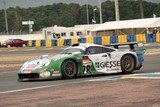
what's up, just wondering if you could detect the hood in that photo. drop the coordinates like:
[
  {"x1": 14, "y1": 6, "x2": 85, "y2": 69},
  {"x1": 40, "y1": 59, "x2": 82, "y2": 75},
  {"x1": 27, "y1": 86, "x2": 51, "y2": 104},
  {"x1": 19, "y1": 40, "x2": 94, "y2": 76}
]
[
  {"x1": 19, "y1": 54, "x2": 73, "y2": 73},
  {"x1": 51, "y1": 54, "x2": 72, "y2": 61},
  {"x1": 19, "y1": 56, "x2": 51, "y2": 73}
]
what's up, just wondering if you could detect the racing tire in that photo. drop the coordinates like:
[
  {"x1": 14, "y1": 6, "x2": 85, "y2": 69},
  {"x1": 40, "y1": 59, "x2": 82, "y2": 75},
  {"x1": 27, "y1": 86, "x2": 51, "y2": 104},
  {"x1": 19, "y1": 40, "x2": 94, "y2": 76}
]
[
  {"x1": 121, "y1": 55, "x2": 135, "y2": 74},
  {"x1": 61, "y1": 60, "x2": 77, "y2": 79}
]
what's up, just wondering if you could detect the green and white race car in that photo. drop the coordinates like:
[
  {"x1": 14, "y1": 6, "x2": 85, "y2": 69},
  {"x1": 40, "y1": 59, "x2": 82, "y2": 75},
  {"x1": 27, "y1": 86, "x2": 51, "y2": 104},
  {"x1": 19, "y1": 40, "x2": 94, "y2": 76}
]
[{"x1": 18, "y1": 43, "x2": 145, "y2": 81}]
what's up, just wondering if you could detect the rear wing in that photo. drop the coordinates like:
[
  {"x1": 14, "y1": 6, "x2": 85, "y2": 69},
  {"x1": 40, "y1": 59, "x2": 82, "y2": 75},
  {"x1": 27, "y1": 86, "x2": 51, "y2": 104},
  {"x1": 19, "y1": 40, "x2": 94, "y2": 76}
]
[{"x1": 105, "y1": 42, "x2": 143, "y2": 50}]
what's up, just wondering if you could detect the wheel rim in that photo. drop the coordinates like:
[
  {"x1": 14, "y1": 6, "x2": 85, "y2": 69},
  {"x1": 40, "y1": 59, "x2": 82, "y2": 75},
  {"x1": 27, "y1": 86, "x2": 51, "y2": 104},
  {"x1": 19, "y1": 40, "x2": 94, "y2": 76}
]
[
  {"x1": 64, "y1": 61, "x2": 76, "y2": 76},
  {"x1": 123, "y1": 57, "x2": 133, "y2": 70}
]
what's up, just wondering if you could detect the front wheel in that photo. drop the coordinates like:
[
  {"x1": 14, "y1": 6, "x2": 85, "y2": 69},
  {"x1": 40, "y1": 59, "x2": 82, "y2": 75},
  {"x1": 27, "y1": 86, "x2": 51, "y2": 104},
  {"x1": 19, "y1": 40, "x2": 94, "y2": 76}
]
[
  {"x1": 121, "y1": 55, "x2": 135, "y2": 74},
  {"x1": 61, "y1": 60, "x2": 77, "y2": 79}
]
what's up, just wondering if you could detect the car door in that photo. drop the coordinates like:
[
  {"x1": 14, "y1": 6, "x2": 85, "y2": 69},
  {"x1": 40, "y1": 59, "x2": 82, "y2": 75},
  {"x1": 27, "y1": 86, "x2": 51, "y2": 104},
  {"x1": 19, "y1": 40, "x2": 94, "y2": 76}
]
[
  {"x1": 84, "y1": 46, "x2": 109, "y2": 74},
  {"x1": 103, "y1": 47, "x2": 121, "y2": 73}
]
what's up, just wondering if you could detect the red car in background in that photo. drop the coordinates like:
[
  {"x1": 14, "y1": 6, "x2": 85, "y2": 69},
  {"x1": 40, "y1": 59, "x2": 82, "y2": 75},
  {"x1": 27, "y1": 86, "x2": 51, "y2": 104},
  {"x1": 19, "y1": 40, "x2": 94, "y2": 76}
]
[{"x1": 1, "y1": 39, "x2": 28, "y2": 48}]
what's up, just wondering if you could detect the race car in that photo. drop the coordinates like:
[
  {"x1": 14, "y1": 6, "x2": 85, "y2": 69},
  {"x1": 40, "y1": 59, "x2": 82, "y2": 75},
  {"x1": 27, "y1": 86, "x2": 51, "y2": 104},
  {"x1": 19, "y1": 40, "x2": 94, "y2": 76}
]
[{"x1": 18, "y1": 43, "x2": 145, "y2": 81}]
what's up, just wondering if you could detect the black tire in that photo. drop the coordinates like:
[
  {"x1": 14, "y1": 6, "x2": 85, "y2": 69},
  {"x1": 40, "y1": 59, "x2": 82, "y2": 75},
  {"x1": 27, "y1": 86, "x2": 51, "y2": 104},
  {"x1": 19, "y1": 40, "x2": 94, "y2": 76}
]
[
  {"x1": 61, "y1": 60, "x2": 77, "y2": 79},
  {"x1": 121, "y1": 55, "x2": 135, "y2": 74}
]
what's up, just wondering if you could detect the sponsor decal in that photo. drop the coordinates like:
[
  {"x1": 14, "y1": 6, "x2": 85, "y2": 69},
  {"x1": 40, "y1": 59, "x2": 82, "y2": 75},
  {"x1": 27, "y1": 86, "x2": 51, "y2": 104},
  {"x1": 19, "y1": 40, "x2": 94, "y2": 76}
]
[
  {"x1": 23, "y1": 63, "x2": 38, "y2": 73},
  {"x1": 82, "y1": 56, "x2": 92, "y2": 74},
  {"x1": 53, "y1": 71, "x2": 60, "y2": 74},
  {"x1": 83, "y1": 65, "x2": 92, "y2": 74},
  {"x1": 52, "y1": 71, "x2": 61, "y2": 76},
  {"x1": 95, "y1": 61, "x2": 120, "y2": 68}
]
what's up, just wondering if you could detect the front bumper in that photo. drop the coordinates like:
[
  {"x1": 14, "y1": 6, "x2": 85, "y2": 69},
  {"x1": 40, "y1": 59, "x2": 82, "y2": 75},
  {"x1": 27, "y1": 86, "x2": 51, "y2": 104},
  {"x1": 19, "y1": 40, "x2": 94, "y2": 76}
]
[{"x1": 18, "y1": 73, "x2": 61, "y2": 81}]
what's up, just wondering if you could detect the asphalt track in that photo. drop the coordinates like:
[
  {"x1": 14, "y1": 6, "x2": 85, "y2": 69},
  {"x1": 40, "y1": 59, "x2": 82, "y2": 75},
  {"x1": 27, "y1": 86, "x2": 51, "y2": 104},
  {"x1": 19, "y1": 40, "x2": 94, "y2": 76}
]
[{"x1": 0, "y1": 44, "x2": 160, "y2": 107}]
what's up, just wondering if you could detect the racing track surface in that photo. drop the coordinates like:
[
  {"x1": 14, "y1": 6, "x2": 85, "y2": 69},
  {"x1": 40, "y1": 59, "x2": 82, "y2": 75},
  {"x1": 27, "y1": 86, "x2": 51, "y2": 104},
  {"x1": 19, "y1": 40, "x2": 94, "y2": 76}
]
[{"x1": 0, "y1": 44, "x2": 160, "y2": 107}]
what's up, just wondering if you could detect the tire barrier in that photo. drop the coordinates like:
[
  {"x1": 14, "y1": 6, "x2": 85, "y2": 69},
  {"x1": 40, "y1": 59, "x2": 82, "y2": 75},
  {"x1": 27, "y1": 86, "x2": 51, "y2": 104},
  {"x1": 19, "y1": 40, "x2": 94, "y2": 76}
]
[
  {"x1": 102, "y1": 36, "x2": 110, "y2": 45},
  {"x1": 146, "y1": 34, "x2": 156, "y2": 42},
  {"x1": 156, "y1": 33, "x2": 160, "y2": 42},
  {"x1": 45, "y1": 39, "x2": 52, "y2": 48},
  {"x1": 41, "y1": 40, "x2": 46, "y2": 47},
  {"x1": 71, "y1": 38, "x2": 78, "y2": 45},
  {"x1": 86, "y1": 36, "x2": 93, "y2": 44},
  {"x1": 32, "y1": 40, "x2": 36, "y2": 47},
  {"x1": 118, "y1": 35, "x2": 127, "y2": 43},
  {"x1": 28, "y1": 33, "x2": 160, "y2": 47},
  {"x1": 64, "y1": 39, "x2": 71, "y2": 46},
  {"x1": 136, "y1": 34, "x2": 146, "y2": 43},
  {"x1": 110, "y1": 35, "x2": 118, "y2": 44},
  {"x1": 35, "y1": 40, "x2": 41, "y2": 47},
  {"x1": 94, "y1": 36, "x2": 102, "y2": 45},
  {"x1": 78, "y1": 38, "x2": 86, "y2": 43},
  {"x1": 28, "y1": 40, "x2": 32, "y2": 47},
  {"x1": 127, "y1": 35, "x2": 136, "y2": 42},
  {"x1": 52, "y1": 39, "x2": 57, "y2": 46},
  {"x1": 57, "y1": 39, "x2": 64, "y2": 47}
]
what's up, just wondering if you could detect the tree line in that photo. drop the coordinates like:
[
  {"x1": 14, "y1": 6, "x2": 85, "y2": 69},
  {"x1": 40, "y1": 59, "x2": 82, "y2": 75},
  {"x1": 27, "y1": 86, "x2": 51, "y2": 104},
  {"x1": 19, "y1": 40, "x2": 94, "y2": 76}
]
[{"x1": 0, "y1": 0, "x2": 160, "y2": 33}]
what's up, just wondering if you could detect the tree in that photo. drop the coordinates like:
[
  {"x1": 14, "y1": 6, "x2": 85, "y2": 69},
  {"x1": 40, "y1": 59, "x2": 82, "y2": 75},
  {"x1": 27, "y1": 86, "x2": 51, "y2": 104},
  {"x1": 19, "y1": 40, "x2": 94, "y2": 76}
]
[{"x1": 138, "y1": 0, "x2": 144, "y2": 18}]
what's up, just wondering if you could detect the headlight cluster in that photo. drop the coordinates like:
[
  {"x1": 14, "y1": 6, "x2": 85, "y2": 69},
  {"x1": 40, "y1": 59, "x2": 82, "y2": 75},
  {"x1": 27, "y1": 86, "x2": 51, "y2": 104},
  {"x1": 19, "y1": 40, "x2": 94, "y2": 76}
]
[{"x1": 40, "y1": 71, "x2": 51, "y2": 78}]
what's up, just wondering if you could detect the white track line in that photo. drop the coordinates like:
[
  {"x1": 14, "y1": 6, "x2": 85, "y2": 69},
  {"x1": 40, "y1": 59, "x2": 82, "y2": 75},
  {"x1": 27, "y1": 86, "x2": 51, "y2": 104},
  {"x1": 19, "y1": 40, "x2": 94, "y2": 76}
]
[
  {"x1": 0, "y1": 84, "x2": 59, "y2": 95},
  {"x1": 0, "y1": 80, "x2": 87, "y2": 95}
]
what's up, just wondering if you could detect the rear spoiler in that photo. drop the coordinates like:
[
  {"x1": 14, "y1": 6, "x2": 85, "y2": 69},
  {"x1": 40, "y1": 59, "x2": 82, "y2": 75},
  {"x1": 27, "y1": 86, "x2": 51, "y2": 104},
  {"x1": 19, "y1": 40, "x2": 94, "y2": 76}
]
[{"x1": 105, "y1": 42, "x2": 143, "y2": 50}]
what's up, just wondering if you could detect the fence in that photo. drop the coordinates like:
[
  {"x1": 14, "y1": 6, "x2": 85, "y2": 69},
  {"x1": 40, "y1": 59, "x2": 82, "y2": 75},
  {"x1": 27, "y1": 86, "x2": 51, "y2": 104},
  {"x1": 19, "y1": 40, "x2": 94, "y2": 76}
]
[{"x1": 28, "y1": 33, "x2": 160, "y2": 47}]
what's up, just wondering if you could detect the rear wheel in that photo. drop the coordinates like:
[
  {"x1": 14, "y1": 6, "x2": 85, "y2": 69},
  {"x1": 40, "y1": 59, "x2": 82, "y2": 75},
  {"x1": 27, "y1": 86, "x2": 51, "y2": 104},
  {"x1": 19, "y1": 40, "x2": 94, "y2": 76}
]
[
  {"x1": 121, "y1": 55, "x2": 135, "y2": 74},
  {"x1": 61, "y1": 60, "x2": 77, "y2": 79}
]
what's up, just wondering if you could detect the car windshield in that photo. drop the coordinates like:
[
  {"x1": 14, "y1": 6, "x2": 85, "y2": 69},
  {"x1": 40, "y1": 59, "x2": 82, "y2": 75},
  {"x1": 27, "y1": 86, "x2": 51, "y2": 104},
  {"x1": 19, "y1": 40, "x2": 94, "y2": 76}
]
[
  {"x1": 5, "y1": 39, "x2": 13, "y2": 43},
  {"x1": 61, "y1": 48, "x2": 84, "y2": 54}
]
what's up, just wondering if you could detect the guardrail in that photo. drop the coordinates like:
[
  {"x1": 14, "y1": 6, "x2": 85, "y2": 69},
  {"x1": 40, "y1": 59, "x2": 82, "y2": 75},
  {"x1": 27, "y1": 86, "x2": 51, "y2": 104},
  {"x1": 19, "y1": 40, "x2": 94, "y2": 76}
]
[{"x1": 28, "y1": 33, "x2": 160, "y2": 47}]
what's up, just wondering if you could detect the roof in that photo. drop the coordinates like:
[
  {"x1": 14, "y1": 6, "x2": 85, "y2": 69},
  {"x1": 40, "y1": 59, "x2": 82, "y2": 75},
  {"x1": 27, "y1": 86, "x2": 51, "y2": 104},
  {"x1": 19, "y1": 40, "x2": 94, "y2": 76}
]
[
  {"x1": 75, "y1": 24, "x2": 101, "y2": 31},
  {"x1": 91, "y1": 17, "x2": 160, "y2": 32}
]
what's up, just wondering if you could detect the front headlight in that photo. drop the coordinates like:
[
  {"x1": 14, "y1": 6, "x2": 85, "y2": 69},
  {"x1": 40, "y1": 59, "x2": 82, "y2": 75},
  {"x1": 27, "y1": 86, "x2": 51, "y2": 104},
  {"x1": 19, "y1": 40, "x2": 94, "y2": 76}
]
[{"x1": 40, "y1": 71, "x2": 50, "y2": 78}]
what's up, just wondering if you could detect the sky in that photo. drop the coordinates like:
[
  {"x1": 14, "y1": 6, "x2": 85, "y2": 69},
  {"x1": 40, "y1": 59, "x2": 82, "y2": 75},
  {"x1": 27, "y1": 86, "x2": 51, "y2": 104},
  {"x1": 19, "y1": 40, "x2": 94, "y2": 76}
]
[{"x1": 0, "y1": 0, "x2": 160, "y2": 9}]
